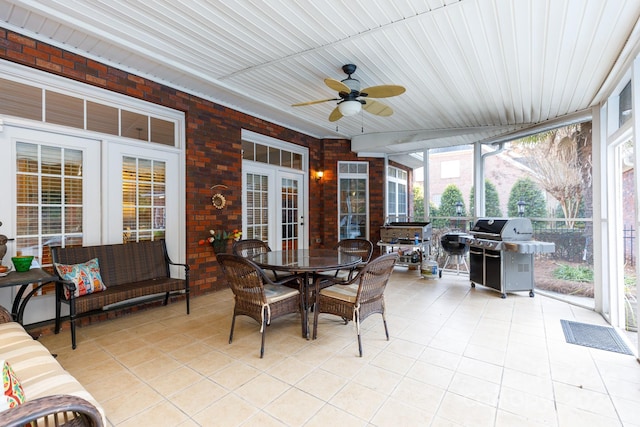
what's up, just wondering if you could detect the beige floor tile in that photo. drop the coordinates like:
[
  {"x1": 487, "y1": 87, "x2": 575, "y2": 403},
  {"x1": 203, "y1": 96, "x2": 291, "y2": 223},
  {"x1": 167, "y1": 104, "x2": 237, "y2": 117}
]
[
  {"x1": 185, "y1": 349, "x2": 236, "y2": 377},
  {"x1": 448, "y1": 371, "x2": 501, "y2": 406},
  {"x1": 266, "y1": 356, "x2": 315, "y2": 385},
  {"x1": 264, "y1": 387, "x2": 324, "y2": 426},
  {"x1": 318, "y1": 352, "x2": 367, "y2": 379},
  {"x1": 495, "y1": 409, "x2": 558, "y2": 427},
  {"x1": 304, "y1": 403, "x2": 366, "y2": 427},
  {"x1": 170, "y1": 378, "x2": 228, "y2": 415},
  {"x1": 418, "y1": 347, "x2": 462, "y2": 371},
  {"x1": 553, "y1": 381, "x2": 618, "y2": 419},
  {"x1": 33, "y1": 270, "x2": 638, "y2": 427},
  {"x1": 556, "y1": 403, "x2": 623, "y2": 427},
  {"x1": 294, "y1": 369, "x2": 348, "y2": 401},
  {"x1": 549, "y1": 359, "x2": 608, "y2": 393},
  {"x1": 209, "y1": 361, "x2": 260, "y2": 390},
  {"x1": 369, "y1": 349, "x2": 415, "y2": 375},
  {"x1": 234, "y1": 372, "x2": 289, "y2": 408},
  {"x1": 128, "y1": 353, "x2": 183, "y2": 382},
  {"x1": 101, "y1": 383, "x2": 165, "y2": 425},
  {"x1": 406, "y1": 360, "x2": 455, "y2": 389},
  {"x1": 83, "y1": 370, "x2": 142, "y2": 403},
  {"x1": 456, "y1": 357, "x2": 503, "y2": 384},
  {"x1": 391, "y1": 377, "x2": 445, "y2": 415},
  {"x1": 192, "y1": 393, "x2": 258, "y2": 426},
  {"x1": 610, "y1": 394, "x2": 640, "y2": 426},
  {"x1": 463, "y1": 342, "x2": 506, "y2": 365},
  {"x1": 114, "y1": 345, "x2": 165, "y2": 367},
  {"x1": 498, "y1": 387, "x2": 557, "y2": 425},
  {"x1": 117, "y1": 400, "x2": 189, "y2": 427},
  {"x1": 371, "y1": 398, "x2": 433, "y2": 426},
  {"x1": 241, "y1": 410, "x2": 288, "y2": 426},
  {"x1": 436, "y1": 392, "x2": 496, "y2": 426},
  {"x1": 501, "y1": 367, "x2": 554, "y2": 400},
  {"x1": 147, "y1": 366, "x2": 205, "y2": 396},
  {"x1": 169, "y1": 340, "x2": 214, "y2": 364},
  {"x1": 352, "y1": 364, "x2": 402, "y2": 395},
  {"x1": 328, "y1": 382, "x2": 387, "y2": 421}
]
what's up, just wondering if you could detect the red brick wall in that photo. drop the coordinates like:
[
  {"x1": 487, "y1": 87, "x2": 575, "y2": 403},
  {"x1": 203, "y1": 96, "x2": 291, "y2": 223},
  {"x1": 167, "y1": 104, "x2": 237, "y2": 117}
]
[{"x1": 0, "y1": 28, "x2": 406, "y2": 294}]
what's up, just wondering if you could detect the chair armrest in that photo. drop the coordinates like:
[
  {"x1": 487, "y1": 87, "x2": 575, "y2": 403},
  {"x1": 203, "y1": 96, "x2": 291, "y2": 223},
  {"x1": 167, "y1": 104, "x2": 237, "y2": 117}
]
[
  {"x1": 0, "y1": 394, "x2": 104, "y2": 427},
  {"x1": 0, "y1": 304, "x2": 12, "y2": 323},
  {"x1": 264, "y1": 271, "x2": 302, "y2": 289},
  {"x1": 55, "y1": 280, "x2": 77, "y2": 299},
  {"x1": 168, "y1": 260, "x2": 190, "y2": 273}
]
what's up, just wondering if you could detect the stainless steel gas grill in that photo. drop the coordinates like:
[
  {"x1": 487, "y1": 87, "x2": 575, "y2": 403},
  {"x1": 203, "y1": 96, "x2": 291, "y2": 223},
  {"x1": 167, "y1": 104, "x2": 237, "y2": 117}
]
[{"x1": 465, "y1": 218, "x2": 555, "y2": 298}]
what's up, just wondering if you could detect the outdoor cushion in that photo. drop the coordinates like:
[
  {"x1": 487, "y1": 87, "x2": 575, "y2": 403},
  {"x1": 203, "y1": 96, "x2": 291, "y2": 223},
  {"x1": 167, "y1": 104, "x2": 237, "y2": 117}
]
[
  {"x1": 55, "y1": 258, "x2": 107, "y2": 299},
  {"x1": 1, "y1": 359, "x2": 25, "y2": 412}
]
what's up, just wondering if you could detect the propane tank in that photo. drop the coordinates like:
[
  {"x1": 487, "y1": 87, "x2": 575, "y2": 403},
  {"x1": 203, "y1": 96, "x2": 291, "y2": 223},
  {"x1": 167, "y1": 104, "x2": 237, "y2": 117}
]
[{"x1": 421, "y1": 258, "x2": 439, "y2": 279}]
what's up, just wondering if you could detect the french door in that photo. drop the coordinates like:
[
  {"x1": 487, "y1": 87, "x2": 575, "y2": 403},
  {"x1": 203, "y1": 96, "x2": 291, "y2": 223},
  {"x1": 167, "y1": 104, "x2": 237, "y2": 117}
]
[
  {"x1": 243, "y1": 164, "x2": 305, "y2": 250},
  {"x1": 0, "y1": 124, "x2": 101, "y2": 263}
]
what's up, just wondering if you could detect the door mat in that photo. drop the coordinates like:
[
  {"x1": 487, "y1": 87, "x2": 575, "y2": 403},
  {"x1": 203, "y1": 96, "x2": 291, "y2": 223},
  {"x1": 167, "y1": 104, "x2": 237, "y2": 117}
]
[{"x1": 560, "y1": 320, "x2": 633, "y2": 355}]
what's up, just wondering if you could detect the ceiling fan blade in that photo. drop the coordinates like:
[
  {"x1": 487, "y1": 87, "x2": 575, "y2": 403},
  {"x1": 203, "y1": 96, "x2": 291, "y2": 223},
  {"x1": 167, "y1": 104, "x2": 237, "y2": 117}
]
[
  {"x1": 292, "y1": 98, "x2": 338, "y2": 107},
  {"x1": 362, "y1": 99, "x2": 393, "y2": 116},
  {"x1": 329, "y1": 106, "x2": 343, "y2": 122},
  {"x1": 325, "y1": 78, "x2": 351, "y2": 94},
  {"x1": 360, "y1": 85, "x2": 406, "y2": 98}
]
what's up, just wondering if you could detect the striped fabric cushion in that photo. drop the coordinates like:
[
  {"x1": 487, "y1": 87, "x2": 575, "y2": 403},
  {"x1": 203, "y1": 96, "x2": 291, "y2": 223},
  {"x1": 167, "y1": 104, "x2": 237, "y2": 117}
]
[{"x1": 0, "y1": 322, "x2": 106, "y2": 425}]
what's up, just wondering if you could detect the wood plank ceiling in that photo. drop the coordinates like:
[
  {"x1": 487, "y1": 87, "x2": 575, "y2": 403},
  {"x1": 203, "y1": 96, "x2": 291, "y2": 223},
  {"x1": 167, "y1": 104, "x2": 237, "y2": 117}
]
[{"x1": 1, "y1": 0, "x2": 640, "y2": 167}]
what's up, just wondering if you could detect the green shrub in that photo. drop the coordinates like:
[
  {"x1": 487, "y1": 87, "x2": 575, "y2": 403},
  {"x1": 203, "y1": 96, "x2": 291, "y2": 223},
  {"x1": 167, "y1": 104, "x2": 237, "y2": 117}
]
[{"x1": 553, "y1": 264, "x2": 593, "y2": 283}]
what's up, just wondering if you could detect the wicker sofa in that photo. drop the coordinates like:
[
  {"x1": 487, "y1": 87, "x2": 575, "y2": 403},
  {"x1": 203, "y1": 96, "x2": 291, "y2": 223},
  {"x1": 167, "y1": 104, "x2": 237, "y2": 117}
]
[
  {"x1": 0, "y1": 305, "x2": 105, "y2": 427},
  {"x1": 50, "y1": 240, "x2": 190, "y2": 349}
]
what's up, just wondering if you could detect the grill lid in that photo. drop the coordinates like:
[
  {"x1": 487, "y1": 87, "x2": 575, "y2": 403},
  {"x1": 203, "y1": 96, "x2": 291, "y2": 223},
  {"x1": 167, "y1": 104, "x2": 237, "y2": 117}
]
[{"x1": 470, "y1": 218, "x2": 533, "y2": 241}]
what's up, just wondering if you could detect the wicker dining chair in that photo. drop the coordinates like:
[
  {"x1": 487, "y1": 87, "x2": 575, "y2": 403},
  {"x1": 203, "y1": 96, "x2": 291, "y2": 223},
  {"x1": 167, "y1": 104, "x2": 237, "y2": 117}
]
[
  {"x1": 312, "y1": 252, "x2": 398, "y2": 357},
  {"x1": 232, "y1": 239, "x2": 271, "y2": 258},
  {"x1": 216, "y1": 253, "x2": 305, "y2": 358},
  {"x1": 317, "y1": 238, "x2": 375, "y2": 283},
  {"x1": 232, "y1": 239, "x2": 290, "y2": 281}
]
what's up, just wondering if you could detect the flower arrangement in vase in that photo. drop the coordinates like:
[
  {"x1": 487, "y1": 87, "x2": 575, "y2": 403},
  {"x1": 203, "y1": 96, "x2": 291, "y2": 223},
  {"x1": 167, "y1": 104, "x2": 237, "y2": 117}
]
[{"x1": 199, "y1": 229, "x2": 242, "y2": 254}]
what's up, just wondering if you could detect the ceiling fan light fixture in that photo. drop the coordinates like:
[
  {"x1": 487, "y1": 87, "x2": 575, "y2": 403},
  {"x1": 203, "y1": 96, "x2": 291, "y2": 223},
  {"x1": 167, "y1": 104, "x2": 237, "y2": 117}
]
[{"x1": 338, "y1": 100, "x2": 361, "y2": 116}]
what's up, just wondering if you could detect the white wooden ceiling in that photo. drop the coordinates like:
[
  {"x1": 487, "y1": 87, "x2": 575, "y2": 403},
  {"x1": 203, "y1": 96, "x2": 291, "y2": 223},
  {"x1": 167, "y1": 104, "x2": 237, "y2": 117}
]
[{"x1": 1, "y1": 0, "x2": 640, "y2": 167}]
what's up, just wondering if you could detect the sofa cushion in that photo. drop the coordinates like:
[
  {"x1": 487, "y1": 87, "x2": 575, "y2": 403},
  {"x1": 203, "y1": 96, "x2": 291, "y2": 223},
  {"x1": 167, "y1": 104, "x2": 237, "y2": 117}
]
[
  {"x1": 1, "y1": 359, "x2": 26, "y2": 412},
  {"x1": 0, "y1": 321, "x2": 107, "y2": 425},
  {"x1": 55, "y1": 258, "x2": 107, "y2": 299}
]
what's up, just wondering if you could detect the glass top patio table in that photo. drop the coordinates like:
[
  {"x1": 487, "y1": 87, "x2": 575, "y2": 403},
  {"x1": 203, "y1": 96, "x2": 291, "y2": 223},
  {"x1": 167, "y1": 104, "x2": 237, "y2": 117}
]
[
  {"x1": 0, "y1": 268, "x2": 57, "y2": 324},
  {"x1": 252, "y1": 249, "x2": 361, "y2": 339},
  {"x1": 252, "y1": 248, "x2": 362, "y2": 274}
]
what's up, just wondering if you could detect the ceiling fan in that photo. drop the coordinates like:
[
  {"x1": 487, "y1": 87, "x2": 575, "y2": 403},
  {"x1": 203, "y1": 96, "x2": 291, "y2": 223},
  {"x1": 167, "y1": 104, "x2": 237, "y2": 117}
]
[{"x1": 292, "y1": 64, "x2": 406, "y2": 122}]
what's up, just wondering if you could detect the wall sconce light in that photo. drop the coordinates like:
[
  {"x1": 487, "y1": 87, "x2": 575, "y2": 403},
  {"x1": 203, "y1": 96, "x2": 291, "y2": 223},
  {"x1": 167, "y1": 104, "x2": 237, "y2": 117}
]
[{"x1": 315, "y1": 171, "x2": 324, "y2": 182}]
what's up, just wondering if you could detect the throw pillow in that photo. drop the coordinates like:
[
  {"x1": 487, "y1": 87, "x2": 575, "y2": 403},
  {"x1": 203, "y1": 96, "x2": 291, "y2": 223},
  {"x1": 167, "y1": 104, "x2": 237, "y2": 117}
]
[
  {"x1": 1, "y1": 359, "x2": 25, "y2": 412},
  {"x1": 55, "y1": 258, "x2": 107, "y2": 299}
]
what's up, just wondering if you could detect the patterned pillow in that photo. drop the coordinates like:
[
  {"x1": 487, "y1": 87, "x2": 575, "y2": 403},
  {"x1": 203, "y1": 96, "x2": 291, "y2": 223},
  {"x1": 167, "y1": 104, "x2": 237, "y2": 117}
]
[
  {"x1": 1, "y1": 359, "x2": 26, "y2": 412},
  {"x1": 55, "y1": 258, "x2": 107, "y2": 299}
]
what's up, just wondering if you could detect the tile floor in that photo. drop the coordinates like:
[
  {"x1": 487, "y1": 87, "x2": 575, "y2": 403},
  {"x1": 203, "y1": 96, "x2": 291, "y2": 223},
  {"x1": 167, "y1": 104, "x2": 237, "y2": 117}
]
[{"x1": 39, "y1": 269, "x2": 640, "y2": 427}]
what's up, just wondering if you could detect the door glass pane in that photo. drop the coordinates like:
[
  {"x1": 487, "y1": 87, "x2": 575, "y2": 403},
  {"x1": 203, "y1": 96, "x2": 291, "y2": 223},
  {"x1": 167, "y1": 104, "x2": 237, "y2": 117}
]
[
  {"x1": 122, "y1": 156, "x2": 166, "y2": 242},
  {"x1": 15, "y1": 142, "x2": 83, "y2": 267},
  {"x1": 281, "y1": 177, "x2": 299, "y2": 250},
  {"x1": 338, "y1": 161, "x2": 368, "y2": 240},
  {"x1": 245, "y1": 173, "x2": 269, "y2": 241}
]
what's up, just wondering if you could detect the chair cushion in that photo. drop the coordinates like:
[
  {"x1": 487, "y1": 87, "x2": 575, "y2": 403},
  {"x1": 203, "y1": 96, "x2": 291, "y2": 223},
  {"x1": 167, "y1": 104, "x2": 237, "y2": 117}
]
[
  {"x1": 54, "y1": 258, "x2": 107, "y2": 299},
  {"x1": 319, "y1": 283, "x2": 359, "y2": 303},
  {"x1": 264, "y1": 284, "x2": 299, "y2": 304},
  {"x1": 1, "y1": 359, "x2": 25, "y2": 412}
]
